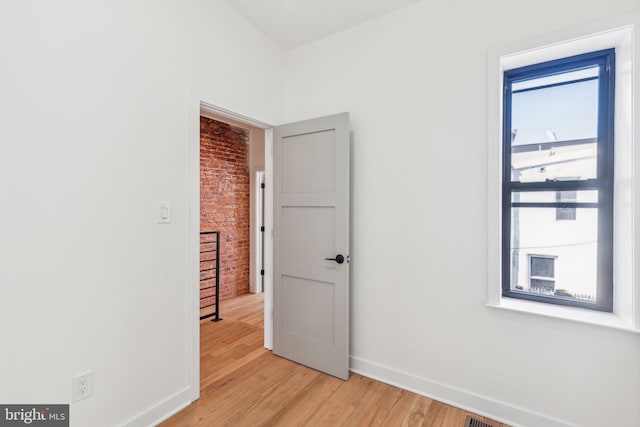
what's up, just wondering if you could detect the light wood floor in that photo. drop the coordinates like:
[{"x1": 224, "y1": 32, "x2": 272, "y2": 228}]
[{"x1": 159, "y1": 293, "x2": 509, "y2": 427}]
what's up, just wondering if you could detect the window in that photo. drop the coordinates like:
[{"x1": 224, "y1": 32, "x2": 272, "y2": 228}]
[
  {"x1": 488, "y1": 19, "x2": 637, "y2": 330},
  {"x1": 555, "y1": 190, "x2": 577, "y2": 221},
  {"x1": 528, "y1": 255, "x2": 556, "y2": 291},
  {"x1": 502, "y1": 49, "x2": 615, "y2": 312}
]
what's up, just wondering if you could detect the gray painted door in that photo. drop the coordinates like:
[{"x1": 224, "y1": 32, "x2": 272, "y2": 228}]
[{"x1": 273, "y1": 113, "x2": 350, "y2": 380}]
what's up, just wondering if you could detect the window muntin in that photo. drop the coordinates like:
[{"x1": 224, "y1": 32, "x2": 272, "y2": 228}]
[{"x1": 502, "y1": 49, "x2": 615, "y2": 312}]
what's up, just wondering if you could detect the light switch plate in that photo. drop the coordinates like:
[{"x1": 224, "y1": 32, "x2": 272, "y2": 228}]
[{"x1": 159, "y1": 203, "x2": 171, "y2": 224}]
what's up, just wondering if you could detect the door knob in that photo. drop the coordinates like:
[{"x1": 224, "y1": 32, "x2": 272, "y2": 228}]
[{"x1": 324, "y1": 254, "x2": 345, "y2": 264}]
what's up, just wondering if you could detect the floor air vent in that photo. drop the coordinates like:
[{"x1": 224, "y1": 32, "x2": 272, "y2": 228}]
[{"x1": 464, "y1": 415, "x2": 497, "y2": 427}]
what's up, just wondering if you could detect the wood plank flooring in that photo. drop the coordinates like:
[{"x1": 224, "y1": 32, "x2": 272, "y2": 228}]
[{"x1": 159, "y1": 293, "x2": 509, "y2": 427}]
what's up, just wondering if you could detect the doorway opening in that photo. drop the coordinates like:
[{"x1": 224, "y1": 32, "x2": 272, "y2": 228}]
[
  {"x1": 199, "y1": 109, "x2": 266, "y2": 314},
  {"x1": 189, "y1": 98, "x2": 275, "y2": 401}
]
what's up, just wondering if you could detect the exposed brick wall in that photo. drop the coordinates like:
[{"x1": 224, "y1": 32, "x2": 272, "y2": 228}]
[{"x1": 200, "y1": 116, "x2": 250, "y2": 303}]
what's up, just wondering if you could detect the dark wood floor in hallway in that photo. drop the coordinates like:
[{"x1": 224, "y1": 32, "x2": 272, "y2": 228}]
[{"x1": 159, "y1": 293, "x2": 509, "y2": 427}]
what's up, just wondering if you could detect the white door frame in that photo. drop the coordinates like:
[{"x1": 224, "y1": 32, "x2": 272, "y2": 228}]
[
  {"x1": 255, "y1": 170, "x2": 266, "y2": 294},
  {"x1": 188, "y1": 91, "x2": 274, "y2": 402}
]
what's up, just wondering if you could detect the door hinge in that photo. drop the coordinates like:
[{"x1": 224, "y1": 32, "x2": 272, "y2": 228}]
[
  {"x1": 261, "y1": 182, "x2": 265, "y2": 189},
  {"x1": 260, "y1": 226, "x2": 265, "y2": 232},
  {"x1": 260, "y1": 269, "x2": 265, "y2": 276}
]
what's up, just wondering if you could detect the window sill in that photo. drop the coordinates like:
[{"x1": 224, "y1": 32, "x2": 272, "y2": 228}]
[{"x1": 486, "y1": 297, "x2": 639, "y2": 335}]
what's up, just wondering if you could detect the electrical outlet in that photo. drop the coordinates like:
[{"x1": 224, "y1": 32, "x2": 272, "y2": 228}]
[{"x1": 72, "y1": 370, "x2": 93, "y2": 402}]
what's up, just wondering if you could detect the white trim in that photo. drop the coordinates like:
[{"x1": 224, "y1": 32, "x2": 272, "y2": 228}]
[
  {"x1": 486, "y1": 300, "x2": 640, "y2": 334},
  {"x1": 254, "y1": 171, "x2": 265, "y2": 294},
  {"x1": 487, "y1": 12, "x2": 639, "y2": 330},
  {"x1": 188, "y1": 91, "x2": 202, "y2": 403},
  {"x1": 349, "y1": 357, "x2": 577, "y2": 427},
  {"x1": 118, "y1": 386, "x2": 192, "y2": 427},
  {"x1": 200, "y1": 101, "x2": 273, "y2": 130},
  {"x1": 263, "y1": 128, "x2": 274, "y2": 350}
]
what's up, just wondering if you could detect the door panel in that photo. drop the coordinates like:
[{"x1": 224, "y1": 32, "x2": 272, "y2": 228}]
[
  {"x1": 282, "y1": 207, "x2": 335, "y2": 266},
  {"x1": 282, "y1": 130, "x2": 336, "y2": 193},
  {"x1": 273, "y1": 112, "x2": 350, "y2": 380},
  {"x1": 281, "y1": 275, "x2": 335, "y2": 345}
]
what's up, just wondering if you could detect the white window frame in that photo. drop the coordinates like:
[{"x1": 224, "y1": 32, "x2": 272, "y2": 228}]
[{"x1": 487, "y1": 13, "x2": 640, "y2": 332}]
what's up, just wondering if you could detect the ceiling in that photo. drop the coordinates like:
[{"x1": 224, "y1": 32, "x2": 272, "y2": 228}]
[{"x1": 225, "y1": 0, "x2": 422, "y2": 50}]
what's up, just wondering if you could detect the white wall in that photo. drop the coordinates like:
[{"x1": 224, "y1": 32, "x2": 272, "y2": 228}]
[
  {"x1": 281, "y1": 1, "x2": 640, "y2": 426},
  {"x1": 0, "y1": 1, "x2": 281, "y2": 426}
]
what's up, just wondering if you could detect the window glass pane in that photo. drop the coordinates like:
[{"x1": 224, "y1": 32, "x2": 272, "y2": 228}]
[
  {"x1": 511, "y1": 190, "x2": 598, "y2": 203},
  {"x1": 530, "y1": 256, "x2": 554, "y2": 277},
  {"x1": 510, "y1": 71, "x2": 599, "y2": 182},
  {"x1": 509, "y1": 207, "x2": 597, "y2": 301}
]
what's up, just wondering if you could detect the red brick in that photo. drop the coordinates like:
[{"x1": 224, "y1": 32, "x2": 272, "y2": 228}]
[{"x1": 199, "y1": 116, "x2": 250, "y2": 314}]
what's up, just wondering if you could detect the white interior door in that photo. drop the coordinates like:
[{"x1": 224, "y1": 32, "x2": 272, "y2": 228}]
[{"x1": 273, "y1": 112, "x2": 350, "y2": 380}]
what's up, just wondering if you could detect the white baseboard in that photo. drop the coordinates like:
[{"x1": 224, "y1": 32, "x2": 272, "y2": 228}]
[
  {"x1": 117, "y1": 386, "x2": 193, "y2": 427},
  {"x1": 115, "y1": 359, "x2": 576, "y2": 427},
  {"x1": 349, "y1": 356, "x2": 577, "y2": 427}
]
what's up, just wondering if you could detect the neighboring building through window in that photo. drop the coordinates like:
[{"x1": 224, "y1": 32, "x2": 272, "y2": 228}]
[{"x1": 502, "y1": 49, "x2": 615, "y2": 311}]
